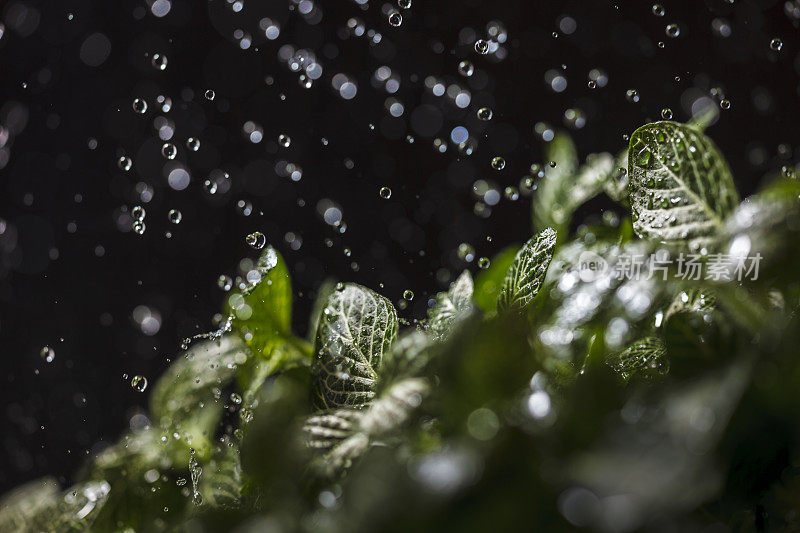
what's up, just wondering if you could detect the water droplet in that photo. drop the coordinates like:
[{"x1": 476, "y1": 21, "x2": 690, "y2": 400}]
[
  {"x1": 133, "y1": 220, "x2": 146, "y2": 235},
  {"x1": 237, "y1": 200, "x2": 253, "y2": 216},
  {"x1": 203, "y1": 179, "x2": 218, "y2": 194},
  {"x1": 217, "y1": 275, "x2": 233, "y2": 291},
  {"x1": 477, "y1": 257, "x2": 491, "y2": 269},
  {"x1": 665, "y1": 23, "x2": 680, "y2": 38},
  {"x1": 403, "y1": 289, "x2": 414, "y2": 300},
  {"x1": 246, "y1": 232, "x2": 266, "y2": 250},
  {"x1": 504, "y1": 186, "x2": 519, "y2": 200},
  {"x1": 770, "y1": 38, "x2": 783, "y2": 51},
  {"x1": 189, "y1": 455, "x2": 203, "y2": 506},
  {"x1": 278, "y1": 134, "x2": 291, "y2": 148},
  {"x1": 151, "y1": 53, "x2": 168, "y2": 71},
  {"x1": 457, "y1": 243, "x2": 475, "y2": 262},
  {"x1": 379, "y1": 186, "x2": 392, "y2": 199},
  {"x1": 458, "y1": 60, "x2": 474, "y2": 77},
  {"x1": 388, "y1": 11, "x2": 402, "y2": 27},
  {"x1": 477, "y1": 107, "x2": 493, "y2": 121},
  {"x1": 398, "y1": 0, "x2": 411, "y2": 8},
  {"x1": 40, "y1": 346, "x2": 55, "y2": 363},
  {"x1": 652, "y1": 4, "x2": 665, "y2": 16},
  {"x1": 230, "y1": 393, "x2": 242, "y2": 405},
  {"x1": 626, "y1": 89, "x2": 640, "y2": 103},
  {"x1": 186, "y1": 137, "x2": 200, "y2": 151},
  {"x1": 132, "y1": 98, "x2": 148, "y2": 114},
  {"x1": 661, "y1": 107, "x2": 673, "y2": 120},
  {"x1": 131, "y1": 375, "x2": 148, "y2": 392},
  {"x1": 204, "y1": 89, "x2": 215, "y2": 101},
  {"x1": 161, "y1": 143, "x2": 177, "y2": 159},
  {"x1": 132, "y1": 205, "x2": 146, "y2": 220},
  {"x1": 720, "y1": 99, "x2": 731, "y2": 110},
  {"x1": 587, "y1": 80, "x2": 597, "y2": 89},
  {"x1": 490, "y1": 156, "x2": 506, "y2": 171},
  {"x1": 167, "y1": 209, "x2": 182, "y2": 224},
  {"x1": 474, "y1": 39, "x2": 489, "y2": 55},
  {"x1": 117, "y1": 156, "x2": 132, "y2": 171}
]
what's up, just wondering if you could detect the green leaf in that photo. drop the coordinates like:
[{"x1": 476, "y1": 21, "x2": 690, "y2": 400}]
[
  {"x1": 0, "y1": 478, "x2": 59, "y2": 532},
  {"x1": 304, "y1": 378, "x2": 429, "y2": 478},
  {"x1": 379, "y1": 330, "x2": 438, "y2": 386},
  {"x1": 663, "y1": 289, "x2": 716, "y2": 323},
  {"x1": 603, "y1": 149, "x2": 629, "y2": 203},
  {"x1": 311, "y1": 284, "x2": 399, "y2": 410},
  {"x1": 605, "y1": 336, "x2": 668, "y2": 381},
  {"x1": 226, "y1": 246, "x2": 293, "y2": 356},
  {"x1": 717, "y1": 178, "x2": 800, "y2": 287},
  {"x1": 0, "y1": 479, "x2": 111, "y2": 533},
  {"x1": 628, "y1": 121, "x2": 739, "y2": 247},
  {"x1": 307, "y1": 278, "x2": 337, "y2": 342},
  {"x1": 84, "y1": 429, "x2": 187, "y2": 531},
  {"x1": 570, "y1": 357, "x2": 753, "y2": 524},
  {"x1": 426, "y1": 270, "x2": 473, "y2": 338},
  {"x1": 497, "y1": 227, "x2": 557, "y2": 312},
  {"x1": 150, "y1": 336, "x2": 249, "y2": 457},
  {"x1": 197, "y1": 436, "x2": 243, "y2": 510},
  {"x1": 237, "y1": 342, "x2": 308, "y2": 428},
  {"x1": 473, "y1": 245, "x2": 520, "y2": 312},
  {"x1": 532, "y1": 131, "x2": 614, "y2": 235}
]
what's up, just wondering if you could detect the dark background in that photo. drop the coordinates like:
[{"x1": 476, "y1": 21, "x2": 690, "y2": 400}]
[{"x1": 0, "y1": 0, "x2": 797, "y2": 492}]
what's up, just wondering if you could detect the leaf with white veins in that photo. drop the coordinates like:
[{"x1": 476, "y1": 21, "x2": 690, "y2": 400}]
[
  {"x1": 628, "y1": 121, "x2": 739, "y2": 247},
  {"x1": 498, "y1": 227, "x2": 557, "y2": 311},
  {"x1": 311, "y1": 284, "x2": 398, "y2": 410},
  {"x1": 427, "y1": 271, "x2": 473, "y2": 338}
]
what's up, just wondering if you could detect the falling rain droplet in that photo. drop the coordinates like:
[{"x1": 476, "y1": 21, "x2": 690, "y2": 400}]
[
  {"x1": 161, "y1": 143, "x2": 177, "y2": 159},
  {"x1": 403, "y1": 290, "x2": 414, "y2": 300},
  {"x1": 665, "y1": 23, "x2": 680, "y2": 38},
  {"x1": 474, "y1": 39, "x2": 489, "y2": 55},
  {"x1": 720, "y1": 99, "x2": 731, "y2": 110},
  {"x1": 458, "y1": 60, "x2": 474, "y2": 77},
  {"x1": 398, "y1": 0, "x2": 411, "y2": 8},
  {"x1": 661, "y1": 108, "x2": 673, "y2": 120},
  {"x1": 131, "y1": 375, "x2": 148, "y2": 392},
  {"x1": 278, "y1": 134, "x2": 291, "y2": 148},
  {"x1": 388, "y1": 11, "x2": 402, "y2": 27},
  {"x1": 457, "y1": 243, "x2": 475, "y2": 262},
  {"x1": 477, "y1": 107, "x2": 493, "y2": 121},
  {"x1": 217, "y1": 275, "x2": 233, "y2": 291},
  {"x1": 477, "y1": 257, "x2": 491, "y2": 269},
  {"x1": 652, "y1": 4, "x2": 665, "y2": 16},
  {"x1": 379, "y1": 186, "x2": 392, "y2": 199},
  {"x1": 770, "y1": 38, "x2": 783, "y2": 51},
  {"x1": 151, "y1": 53, "x2": 168, "y2": 71},
  {"x1": 117, "y1": 156, "x2": 133, "y2": 171},
  {"x1": 40, "y1": 346, "x2": 55, "y2": 363},
  {"x1": 626, "y1": 89, "x2": 640, "y2": 103},
  {"x1": 167, "y1": 209, "x2": 182, "y2": 224},
  {"x1": 186, "y1": 137, "x2": 200, "y2": 151},
  {"x1": 246, "y1": 232, "x2": 266, "y2": 250},
  {"x1": 491, "y1": 156, "x2": 506, "y2": 170},
  {"x1": 132, "y1": 98, "x2": 148, "y2": 114},
  {"x1": 205, "y1": 89, "x2": 215, "y2": 101}
]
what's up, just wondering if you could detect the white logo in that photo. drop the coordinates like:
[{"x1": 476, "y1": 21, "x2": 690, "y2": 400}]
[{"x1": 577, "y1": 251, "x2": 608, "y2": 282}]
